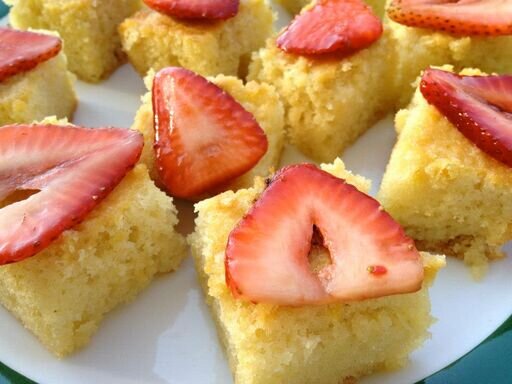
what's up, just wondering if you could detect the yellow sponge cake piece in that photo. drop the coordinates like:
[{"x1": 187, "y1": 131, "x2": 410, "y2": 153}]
[
  {"x1": 0, "y1": 46, "x2": 76, "y2": 125},
  {"x1": 189, "y1": 158, "x2": 445, "y2": 384},
  {"x1": 248, "y1": 31, "x2": 397, "y2": 162},
  {"x1": 6, "y1": 0, "x2": 142, "y2": 82},
  {"x1": 118, "y1": 0, "x2": 274, "y2": 78},
  {"x1": 378, "y1": 67, "x2": 512, "y2": 278},
  {"x1": 132, "y1": 70, "x2": 285, "y2": 191},
  {"x1": 385, "y1": 12, "x2": 512, "y2": 107},
  {"x1": 0, "y1": 164, "x2": 187, "y2": 357}
]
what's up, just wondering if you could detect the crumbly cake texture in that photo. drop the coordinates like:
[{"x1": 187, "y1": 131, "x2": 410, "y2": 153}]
[
  {"x1": 386, "y1": 17, "x2": 512, "y2": 107},
  {"x1": 248, "y1": 30, "x2": 397, "y2": 162},
  {"x1": 0, "y1": 162, "x2": 187, "y2": 357},
  {"x1": 275, "y1": 0, "x2": 386, "y2": 17},
  {"x1": 118, "y1": 0, "x2": 274, "y2": 78},
  {"x1": 0, "y1": 48, "x2": 76, "y2": 125},
  {"x1": 132, "y1": 70, "x2": 285, "y2": 191},
  {"x1": 189, "y1": 158, "x2": 445, "y2": 384},
  {"x1": 5, "y1": 0, "x2": 142, "y2": 82},
  {"x1": 249, "y1": 4, "x2": 512, "y2": 162},
  {"x1": 378, "y1": 67, "x2": 512, "y2": 279}
]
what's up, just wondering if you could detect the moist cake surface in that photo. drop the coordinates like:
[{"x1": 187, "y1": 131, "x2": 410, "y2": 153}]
[
  {"x1": 0, "y1": 161, "x2": 186, "y2": 357},
  {"x1": 190, "y1": 158, "x2": 445, "y2": 384},
  {"x1": 248, "y1": 30, "x2": 397, "y2": 162},
  {"x1": 379, "y1": 67, "x2": 512, "y2": 278},
  {"x1": 119, "y1": 0, "x2": 274, "y2": 78},
  {"x1": 6, "y1": 0, "x2": 142, "y2": 82}
]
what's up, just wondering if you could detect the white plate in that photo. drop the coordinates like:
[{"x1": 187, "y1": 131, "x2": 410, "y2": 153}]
[{"x1": 1, "y1": 6, "x2": 512, "y2": 384}]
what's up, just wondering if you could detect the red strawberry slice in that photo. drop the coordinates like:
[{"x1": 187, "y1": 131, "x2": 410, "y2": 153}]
[
  {"x1": 152, "y1": 67, "x2": 268, "y2": 199},
  {"x1": 0, "y1": 28, "x2": 62, "y2": 83},
  {"x1": 143, "y1": 0, "x2": 239, "y2": 20},
  {"x1": 420, "y1": 68, "x2": 512, "y2": 167},
  {"x1": 387, "y1": 0, "x2": 512, "y2": 36},
  {"x1": 276, "y1": 0, "x2": 383, "y2": 56},
  {"x1": 225, "y1": 164, "x2": 424, "y2": 306},
  {"x1": 0, "y1": 124, "x2": 143, "y2": 265}
]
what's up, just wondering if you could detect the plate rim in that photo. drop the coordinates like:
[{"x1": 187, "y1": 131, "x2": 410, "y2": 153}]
[{"x1": 0, "y1": 4, "x2": 512, "y2": 384}]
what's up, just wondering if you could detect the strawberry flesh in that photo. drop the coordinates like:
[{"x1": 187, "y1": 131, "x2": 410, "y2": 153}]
[
  {"x1": 225, "y1": 164, "x2": 424, "y2": 306},
  {"x1": 143, "y1": 0, "x2": 239, "y2": 20},
  {"x1": 0, "y1": 28, "x2": 62, "y2": 83},
  {"x1": 152, "y1": 67, "x2": 268, "y2": 199},
  {"x1": 276, "y1": 0, "x2": 383, "y2": 56},
  {"x1": 0, "y1": 124, "x2": 143, "y2": 265},
  {"x1": 388, "y1": 0, "x2": 512, "y2": 36},
  {"x1": 421, "y1": 68, "x2": 512, "y2": 167}
]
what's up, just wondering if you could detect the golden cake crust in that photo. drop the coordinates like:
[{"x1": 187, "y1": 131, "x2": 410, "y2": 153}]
[
  {"x1": 119, "y1": 0, "x2": 274, "y2": 77},
  {"x1": 0, "y1": 29, "x2": 76, "y2": 125},
  {"x1": 386, "y1": 10, "x2": 512, "y2": 107},
  {"x1": 190, "y1": 158, "x2": 445, "y2": 384},
  {"x1": 6, "y1": 0, "x2": 142, "y2": 82},
  {"x1": 0, "y1": 162, "x2": 186, "y2": 357},
  {"x1": 249, "y1": 5, "x2": 512, "y2": 163},
  {"x1": 0, "y1": 51, "x2": 76, "y2": 125},
  {"x1": 379, "y1": 66, "x2": 512, "y2": 278},
  {"x1": 248, "y1": 31, "x2": 397, "y2": 162}
]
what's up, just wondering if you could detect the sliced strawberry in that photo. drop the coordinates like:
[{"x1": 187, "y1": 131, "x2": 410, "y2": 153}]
[
  {"x1": 143, "y1": 0, "x2": 239, "y2": 20},
  {"x1": 420, "y1": 68, "x2": 512, "y2": 167},
  {"x1": 276, "y1": 0, "x2": 383, "y2": 56},
  {"x1": 387, "y1": 0, "x2": 512, "y2": 36},
  {"x1": 225, "y1": 164, "x2": 424, "y2": 306},
  {"x1": 0, "y1": 124, "x2": 143, "y2": 265},
  {"x1": 0, "y1": 28, "x2": 62, "y2": 83},
  {"x1": 152, "y1": 67, "x2": 268, "y2": 199}
]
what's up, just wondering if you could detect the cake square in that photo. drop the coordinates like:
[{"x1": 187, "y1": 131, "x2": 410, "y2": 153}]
[
  {"x1": 248, "y1": 29, "x2": 397, "y2": 162},
  {"x1": 132, "y1": 70, "x2": 286, "y2": 191},
  {"x1": 0, "y1": 30, "x2": 76, "y2": 125},
  {"x1": 5, "y1": 0, "x2": 142, "y2": 82},
  {"x1": 189, "y1": 158, "x2": 444, "y2": 384},
  {"x1": 385, "y1": 13, "x2": 512, "y2": 107},
  {"x1": 378, "y1": 67, "x2": 512, "y2": 278},
  {"x1": 118, "y1": 0, "x2": 274, "y2": 78},
  {"x1": 0, "y1": 162, "x2": 187, "y2": 357}
]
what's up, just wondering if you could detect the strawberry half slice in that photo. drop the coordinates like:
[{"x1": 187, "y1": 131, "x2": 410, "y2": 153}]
[
  {"x1": 152, "y1": 67, "x2": 268, "y2": 199},
  {"x1": 225, "y1": 164, "x2": 424, "y2": 306},
  {"x1": 0, "y1": 124, "x2": 143, "y2": 265},
  {"x1": 143, "y1": 0, "x2": 239, "y2": 20},
  {"x1": 276, "y1": 0, "x2": 383, "y2": 56},
  {"x1": 0, "y1": 28, "x2": 62, "y2": 83},
  {"x1": 420, "y1": 68, "x2": 512, "y2": 167},
  {"x1": 387, "y1": 0, "x2": 512, "y2": 36}
]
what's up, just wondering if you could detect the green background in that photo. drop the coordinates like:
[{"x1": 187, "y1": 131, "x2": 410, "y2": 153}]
[
  {"x1": 0, "y1": 3, "x2": 7, "y2": 17},
  {"x1": 0, "y1": 2, "x2": 511, "y2": 384}
]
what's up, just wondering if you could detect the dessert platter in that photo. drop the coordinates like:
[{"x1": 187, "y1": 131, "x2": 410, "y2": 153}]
[{"x1": 0, "y1": 0, "x2": 512, "y2": 383}]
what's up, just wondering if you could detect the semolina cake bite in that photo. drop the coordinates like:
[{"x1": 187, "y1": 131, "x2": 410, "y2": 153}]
[
  {"x1": 385, "y1": 0, "x2": 512, "y2": 107},
  {"x1": 189, "y1": 158, "x2": 445, "y2": 384},
  {"x1": 248, "y1": 30, "x2": 397, "y2": 162},
  {"x1": 0, "y1": 122, "x2": 187, "y2": 357},
  {"x1": 0, "y1": 28, "x2": 76, "y2": 125},
  {"x1": 118, "y1": 0, "x2": 274, "y2": 78},
  {"x1": 132, "y1": 69, "x2": 285, "y2": 195},
  {"x1": 5, "y1": 0, "x2": 142, "y2": 82},
  {"x1": 379, "y1": 67, "x2": 512, "y2": 278}
]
